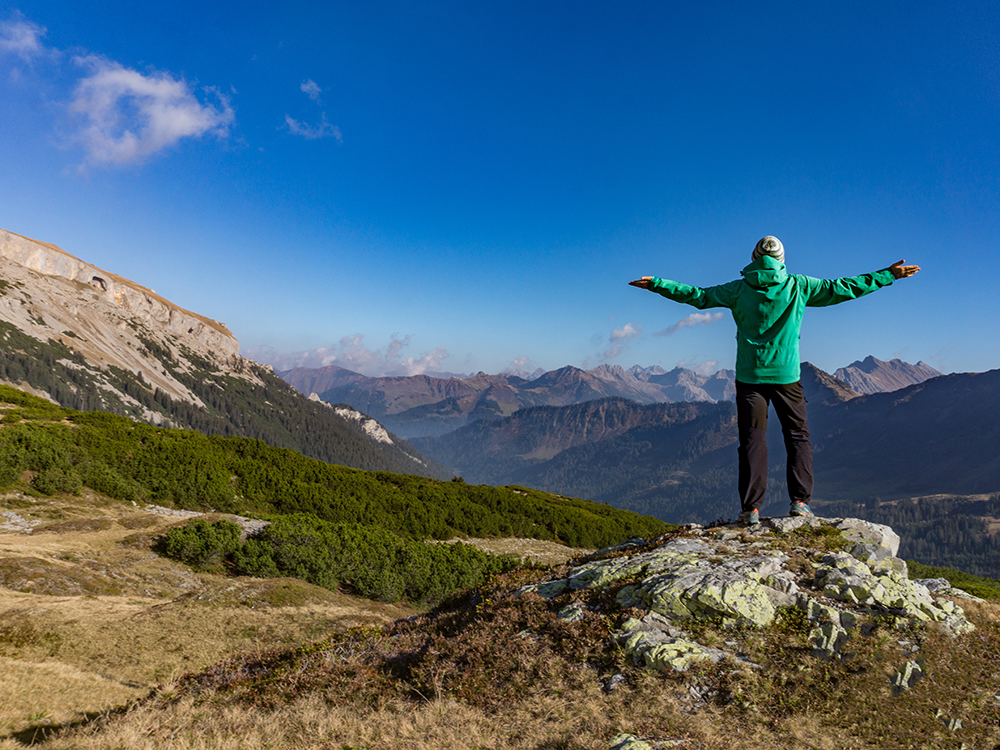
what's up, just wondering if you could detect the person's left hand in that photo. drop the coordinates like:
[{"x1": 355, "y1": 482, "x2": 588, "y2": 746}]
[{"x1": 629, "y1": 276, "x2": 653, "y2": 289}]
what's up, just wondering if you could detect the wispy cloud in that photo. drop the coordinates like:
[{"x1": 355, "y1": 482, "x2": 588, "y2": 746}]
[
  {"x1": 0, "y1": 15, "x2": 46, "y2": 60},
  {"x1": 284, "y1": 113, "x2": 342, "y2": 142},
  {"x1": 284, "y1": 78, "x2": 341, "y2": 142},
  {"x1": 300, "y1": 78, "x2": 321, "y2": 101},
  {"x1": 503, "y1": 355, "x2": 543, "y2": 379},
  {"x1": 69, "y1": 55, "x2": 234, "y2": 167},
  {"x1": 245, "y1": 334, "x2": 450, "y2": 377},
  {"x1": 601, "y1": 322, "x2": 642, "y2": 360},
  {"x1": 653, "y1": 312, "x2": 725, "y2": 336}
]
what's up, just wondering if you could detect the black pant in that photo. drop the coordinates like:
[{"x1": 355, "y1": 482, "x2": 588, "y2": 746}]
[{"x1": 735, "y1": 380, "x2": 813, "y2": 514}]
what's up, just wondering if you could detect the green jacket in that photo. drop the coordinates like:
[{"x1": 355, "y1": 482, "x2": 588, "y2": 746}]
[{"x1": 648, "y1": 256, "x2": 896, "y2": 384}]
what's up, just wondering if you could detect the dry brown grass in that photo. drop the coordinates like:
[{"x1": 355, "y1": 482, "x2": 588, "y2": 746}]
[
  {"x1": 440, "y1": 536, "x2": 593, "y2": 566},
  {"x1": 2, "y1": 667, "x2": 917, "y2": 750},
  {"x1": 0, "y1": 493, "x2": 416, "y2": 740}
]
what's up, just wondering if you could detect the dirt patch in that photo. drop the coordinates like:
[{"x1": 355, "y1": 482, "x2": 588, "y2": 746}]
[{"x1": 117, "y1": 514, "x2": 165, "y2": 530}]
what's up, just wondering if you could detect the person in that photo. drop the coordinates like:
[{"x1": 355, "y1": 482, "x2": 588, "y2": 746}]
[{"x1": 629, "y1": 236, "x2": 920, "y2": 526}]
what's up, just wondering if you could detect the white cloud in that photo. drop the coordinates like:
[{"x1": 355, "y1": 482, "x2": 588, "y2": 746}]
[
  {"x1": 504, "y1": 355, "x2": 530, "y2": 373},
  {"x1": 284, "y1": 113, "x2": 342, "y2": 142},
  {"x1": 654, "y1": 311, "x2": 725, "y2": 336},
  {"x1": 601, "y1": 322, "x2": 642, "y2": 360},
  {"x1": 244, "y1": 334, "x2": 449, "y2": 377},
  {"x1": 69, "y1": 55, "x2": 234, "y2": 167},
  {"x1": 676, "y1": 360, "x2": 720, "y2": 376},
  {"x1": 503, "y1": 356, "x2": 544, "y2": 380},
  {"x1": 394, "y1": 346, "x2": 450, "y2": 376},
  {"x1": 0, "y1": 16, "x2": 46, "y2": 60},
  {"x1": 284, "y1": 78, "x2": 341, "y2": 142},
  {"x1": 300, "y1": 78, "x2": 321, "y2": 101}
]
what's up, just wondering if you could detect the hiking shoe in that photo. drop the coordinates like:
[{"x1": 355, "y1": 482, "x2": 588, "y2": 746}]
[
  {"x1": 789, "y1": 501, "x2": 814, "y2": 518},
  {"x1": 738, "y1": 509, "x2": 760, "y2": 526}
]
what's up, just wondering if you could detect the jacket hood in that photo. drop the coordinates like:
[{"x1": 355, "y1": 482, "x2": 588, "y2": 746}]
[{"x1": 741, "y1": 255, "x2": 788, "y2": 289}]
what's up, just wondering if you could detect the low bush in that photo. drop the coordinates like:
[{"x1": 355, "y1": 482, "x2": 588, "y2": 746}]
[
  {"x1": 159, "y1": 514, "x2": 524, "y2": 605},
  {"x1": 158, "y1": 519, "x2": 243, "y2": 572},
  {"x1": 31, "y1": 467, "x2": 83, "y2": 495},
  {"x1": 235, "y1": 514, "x2": 525, "y2": 604}
]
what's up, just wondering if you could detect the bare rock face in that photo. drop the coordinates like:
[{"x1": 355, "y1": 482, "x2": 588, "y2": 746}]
[{"x1": 0, "y1": 228, "x2": 252, "y2": 408}]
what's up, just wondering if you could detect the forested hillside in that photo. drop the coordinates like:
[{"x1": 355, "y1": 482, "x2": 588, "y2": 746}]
[{"x1": 0, "y1": 385, "x2": 667, "y2": 548}]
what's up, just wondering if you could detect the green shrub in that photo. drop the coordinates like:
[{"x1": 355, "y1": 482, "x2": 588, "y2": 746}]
[
  {"x1": 159, "y1": 519, "x2": 243, "y2": 572},
  {"x1": 79, "y1": 461, "x2": 149, "y2": 504},
  {"x1": 2, "y1": 390, "x2": 667, "y2": 548},
  {"x1": 31, "y1": 467, "x2": 83, "y2": 495},
  {"x1": 232, "y1": 514, "x2": 523, "y2": 605}
]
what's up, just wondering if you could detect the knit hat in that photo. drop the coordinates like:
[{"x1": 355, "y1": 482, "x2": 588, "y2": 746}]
[{"x1": 752, "y1": 236, "x2": 784, "y2": 264}]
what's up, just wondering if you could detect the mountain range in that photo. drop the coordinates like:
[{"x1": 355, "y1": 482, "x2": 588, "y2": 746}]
[
  {"x1": 280, "y1": 355, "x2": 938, "y2": 439},
  {"x1": 0, "y1": 228, "x2": 444, "y2": 479}
]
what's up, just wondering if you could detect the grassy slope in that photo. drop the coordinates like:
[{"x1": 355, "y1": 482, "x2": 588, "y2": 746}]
[
  {"x1": 8, "y1": 383, "x2": 1000, "y2": 748},
  {"x1": 0, "y1": 490, "x2": 415, "y2": 739}
]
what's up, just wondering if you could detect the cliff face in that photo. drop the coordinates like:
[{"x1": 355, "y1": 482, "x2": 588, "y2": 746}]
[{"x1": 0, "y1": 228, "x2": 248, "y2": 408}]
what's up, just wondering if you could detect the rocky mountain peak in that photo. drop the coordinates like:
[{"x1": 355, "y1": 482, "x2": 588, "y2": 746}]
[
  {"x1": 801, "y1": 361, "x2": 861, "y2": 405},
  {"x1": 0, "y1": 228, "x2": 443, "y2": 477},
  {"x1": 834, "y1": 356, "x2": 943, "y2": 395}
]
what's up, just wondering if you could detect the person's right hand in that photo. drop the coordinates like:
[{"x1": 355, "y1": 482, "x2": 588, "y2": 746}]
[
  {"x1": 889, "y1": 260, "x2": 920, "y2": 279},
  {"x1": 629, "y1": 276, "x2": 653, "y2": 289}
]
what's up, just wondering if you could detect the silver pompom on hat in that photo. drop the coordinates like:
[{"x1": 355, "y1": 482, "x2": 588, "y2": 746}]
[{"x1": 752, "y1": 236, "x2": 784, "y2": 264}]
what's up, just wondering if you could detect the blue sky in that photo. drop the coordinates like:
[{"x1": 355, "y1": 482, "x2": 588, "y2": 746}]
[{"x1": 1, "y1": 2, "x2": 997, "y2": 378}]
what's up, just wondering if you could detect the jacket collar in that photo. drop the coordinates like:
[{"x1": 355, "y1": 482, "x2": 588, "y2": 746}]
[{"x1": 741, "y1": 255, "x2": 788, "y2": 289}]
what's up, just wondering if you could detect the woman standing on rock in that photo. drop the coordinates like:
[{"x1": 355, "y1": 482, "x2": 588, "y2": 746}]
[{"x1": 629, "y1": 236, "x2": 920, "y2": 526}]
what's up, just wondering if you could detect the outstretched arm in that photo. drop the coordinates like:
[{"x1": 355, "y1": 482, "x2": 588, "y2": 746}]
[
  {"x1": 889, "y1": 260, "x2": 920, "y2": 279},
  {"x1": 803, "y1": 260, "x2": 919, "y2": 307},
  {"x1": 628, "y1": 275, "x2": 737, "y2": 309}
]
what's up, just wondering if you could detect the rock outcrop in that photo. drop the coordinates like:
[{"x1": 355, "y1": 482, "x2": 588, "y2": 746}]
[{"x1": 519, "y1": 516, "x2": 975, "y2": 673}]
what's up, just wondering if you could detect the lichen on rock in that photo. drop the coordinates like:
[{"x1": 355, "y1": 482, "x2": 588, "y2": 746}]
[{"x1": 518, "y1": 515, "x2": 975, "y2": 674}]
